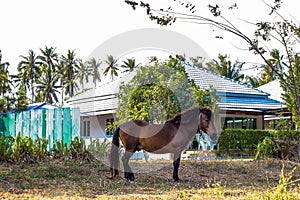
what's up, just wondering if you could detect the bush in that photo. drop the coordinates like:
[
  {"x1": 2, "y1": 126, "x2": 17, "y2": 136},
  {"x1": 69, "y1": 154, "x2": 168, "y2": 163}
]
[
  {"x1": 217, "y1": 129, "x2": 299, "y2": 160},
  {"x1": 217, "y1": 129, "x2": 272, "y2": 154},
  {"x1": 255, "y1": 130, "x2": 300, "y2": 160},
  {"x1": 0, "y1": 134, "x2": 100, "y2": 162}
]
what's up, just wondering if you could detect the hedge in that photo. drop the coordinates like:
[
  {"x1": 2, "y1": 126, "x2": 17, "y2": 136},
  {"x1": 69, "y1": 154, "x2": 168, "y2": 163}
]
[
  {"x1": 217, "y1": 129, "x2": 300, "y2": 159},
  {"x1": 217, "y1": 129, "x2": 272, "y2": 152}
]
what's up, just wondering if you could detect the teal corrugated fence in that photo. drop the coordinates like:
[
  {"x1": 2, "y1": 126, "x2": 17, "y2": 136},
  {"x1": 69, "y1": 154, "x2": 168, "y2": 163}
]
[{"x1": 0, "y1": 107, "x2": 80, "y2": 149}]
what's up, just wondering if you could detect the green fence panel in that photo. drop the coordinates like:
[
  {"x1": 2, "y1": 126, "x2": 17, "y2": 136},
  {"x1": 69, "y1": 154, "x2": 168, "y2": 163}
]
[
  {"x1": 0, "y1": 113, "x2": 16, "y2": 137},
  {"x1": 22, "y1": 111, "x2": 31, "y2": 137},
  {"x1": 54, "y1": 108, "x2": 63, "y2": 142},
  {"x1": 63, "y1": 107, "x2": 71, "y2": 146},
  {"x1": 7, "y1": 113, "x2": 16, "y2": 137},
  {"x1": 15, "y1": 112, "x2": 22, "y2": 136},
  {"x1": 0, "y1": 107, "x2": 80, "y2": 147},
  {"x1": 30, "y1": 110, "x2": 39, "y2": 140},
  {"x1": 71, "y1": 107, "x2": 80, "y2": 138},
  {"x1": 0, "y1": 114, "x2": 8, "y2": 136},
  {"x1": 46, "y1": 109, "x2": 54, "y2": 149}
]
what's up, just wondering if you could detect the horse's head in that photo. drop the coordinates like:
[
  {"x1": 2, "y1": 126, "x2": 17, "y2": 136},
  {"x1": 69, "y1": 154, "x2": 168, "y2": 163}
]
[{"x1": 199, "y1": 107, "x2": 217, "y2": 139}]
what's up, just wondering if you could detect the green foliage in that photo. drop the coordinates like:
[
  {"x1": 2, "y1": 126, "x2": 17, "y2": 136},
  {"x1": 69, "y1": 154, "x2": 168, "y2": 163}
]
[
  {"x1": 32, "y1": 135, "x2": 49, "y2": 159},
  {"x1": 259, "y1": 165, "x2": 298, "y2": 200},
  {"x1": 0, "y1": 135, "x2": 13, "y2": 162},
  {"x1": 255, "y1": 130, "x2": 300, "y2": 160},
  {"x1": 117, "y1": 56, "x2": 212, "y2": 123},
  {"x1": 51, "y1": 138, "x2": 70, "y2": 159},
  {"x1": 87, "y1": 138, "x2": 110, "y2": 160},
  {"x1": 270, "y1": 114, "x2": 293, "y2": 130},
  {"x1": 206, "y1": 54, "x2": 245, "y2": 82},
  {"x1": 255, "y1": 136, "x2": 278, "y2": 160},
  {"x1": 105, "y1": 121, "x2": 117, "y2": 135},
  {"x1": 218, "y1": 129, "x2": 272, "y2": 153},
  {"x1": 69, "y1": 136, "x2": 92, "y2": 160}
]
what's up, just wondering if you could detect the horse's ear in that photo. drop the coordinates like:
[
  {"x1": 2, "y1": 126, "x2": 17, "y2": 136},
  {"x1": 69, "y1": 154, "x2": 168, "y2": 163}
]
[
  {"x1": 198, "y1": 113, "x2": 202, "y2": 125},
  {"x1": 173, "y1": 115, "x2": 181, "y2": 125}
]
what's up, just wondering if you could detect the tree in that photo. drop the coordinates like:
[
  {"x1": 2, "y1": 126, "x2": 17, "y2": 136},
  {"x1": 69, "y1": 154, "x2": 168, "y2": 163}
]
[
  {"x1": 77, "y1": 59, "x2": 91, "y2": 90},
  {"x1": 125, "y1": 0, "x2": 300, "y2": 126},
  {"x1": 35, "y1": 67, "x2": 61, "y2": 104},
  {"x1": 0, "y1": 50, "x2": 11, "y2": 99},
  {"x1": 86, "y1": 57, "x2": 101, "y2": 87},
  {"x1": 16, "y1": 49, "x2": 42, "y2": 103},
  {"x1": 60, "y1": 49, "x2": 79, "y2": 98},
  {"x1": 206, "y1": 54, "x2": 245, "y2": 82},
  {"x1": 245, "y1": 63, "x2": 278, "y2": 88},
  {"x1": 103, "y1": 55, "x2": 119, "y2": 81},
  {"x1": 188, "y1": 56, "x2": 205, "y2": 69},
  {"x1": 121, "y1": 58, "x2": 140, "y2": 72},
  {"x1": 38, "y1": 46, "x2": 58, "y2": 72},
  {"x1": 117, "y1": 56, "x2": 211, "y2": 123},
  {"x1": 0, "y1": 50, "x2": 12, "y2": 112},
  {"x1": 36, "y1": 46, "x2": 60, "y2": 104}
]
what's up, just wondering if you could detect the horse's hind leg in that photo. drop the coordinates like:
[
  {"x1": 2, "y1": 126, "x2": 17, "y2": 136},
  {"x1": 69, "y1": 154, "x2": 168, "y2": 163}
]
[
  {"x1": 121, "y1": 151, "x2": 135, "y2": 182},
  {"x1": 173, "y1": 151, "x2": 181, "y2": 182}
]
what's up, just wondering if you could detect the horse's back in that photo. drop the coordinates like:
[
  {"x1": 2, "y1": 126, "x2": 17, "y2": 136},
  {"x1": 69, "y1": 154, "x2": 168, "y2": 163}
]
[{"x1": 119, "y1": 120, "x2": 164, "y2": 138}]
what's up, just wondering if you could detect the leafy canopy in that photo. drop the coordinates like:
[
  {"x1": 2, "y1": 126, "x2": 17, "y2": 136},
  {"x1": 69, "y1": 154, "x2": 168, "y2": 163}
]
[{"x1": 116, "y1": 56, "x2": 213, "y2": 123}]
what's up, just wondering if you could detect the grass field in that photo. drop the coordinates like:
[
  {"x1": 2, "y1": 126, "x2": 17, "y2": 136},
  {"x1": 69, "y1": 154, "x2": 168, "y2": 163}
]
[{"x1": 0, "y1": 158, "x2": 299, "y2": 199}]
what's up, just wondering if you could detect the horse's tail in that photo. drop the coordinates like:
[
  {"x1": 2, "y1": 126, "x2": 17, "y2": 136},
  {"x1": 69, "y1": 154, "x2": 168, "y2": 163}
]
[{"x1": 109, "y1": 126, "x2": 120, "y2": 179}]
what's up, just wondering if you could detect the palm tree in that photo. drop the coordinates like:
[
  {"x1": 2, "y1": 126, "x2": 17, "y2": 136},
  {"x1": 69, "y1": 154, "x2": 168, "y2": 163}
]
[
  {"x1": 121, "y1": 58, "x2": 140, "y2": 72},
  {"x1": 35, "y1": 67, "x2": 61, "y2": 104},
  {"x1": 38, "y1": 46, "x2": 58, "y2": 72},
  {"x1": 244, "y1": 75, "x2": 261, "y2": 88},
  {"x1": 17, "y1": 49, "x2": 42, "y2": 102},
  {"x1": 206, "y1": 54, "x2": 245, "y2": 82},
  {"x1": 37, "y1": 46, "x2": 60, "y2": 104},
  {"x1": 86, "y1": 57, "x2": 101, "y2": 87},
  {"x1": 189, "y1": 56, "x2": 205, "y2": 68},
  {"x1": 60, "y1": 49, "x2": 79, "y2": 98},
  {"x1": 0, "y1": 50, "x2": 11, "y2": 99},
  {"x1": 103, "y1": 55, "x2": 119, "y2": 81},
  {"x1": 77, "y1": 59, "x2": 92, "y2": 90}
]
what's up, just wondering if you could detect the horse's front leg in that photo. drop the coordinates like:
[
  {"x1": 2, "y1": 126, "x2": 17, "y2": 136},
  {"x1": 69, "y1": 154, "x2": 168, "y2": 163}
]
[
  {"x1": 121, "y1": 151, "x2": 135, "y2": 182},
  {"x1": 173, "y1": 152, "x2": 181, "y2": 182}
]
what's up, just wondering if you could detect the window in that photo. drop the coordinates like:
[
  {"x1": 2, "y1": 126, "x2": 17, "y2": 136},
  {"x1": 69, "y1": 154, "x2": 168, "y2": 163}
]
[
  {"x1": 248, "y1": 118, "x2": 257, "y2": 129},
  {"x1": 222, "y1": 117, "x2": 257, "y2": 129},
  {"x1": 82, "y1": 117, "x2": 90, "y2": 137},
  {"x1": 235, "y1": 118, "x2": 248, "y2": 129},
  {"x1": 106, "y1": 118, "x2": 114, "y2": 137}
]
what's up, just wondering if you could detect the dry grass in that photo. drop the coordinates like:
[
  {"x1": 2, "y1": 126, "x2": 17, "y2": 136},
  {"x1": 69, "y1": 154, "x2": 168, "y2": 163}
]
[{"x1": 0, "y1": 158, "x2": 299, "y2": 199}]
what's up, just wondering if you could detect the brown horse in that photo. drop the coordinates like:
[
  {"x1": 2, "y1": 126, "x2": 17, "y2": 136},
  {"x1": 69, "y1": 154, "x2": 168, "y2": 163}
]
[{"x1": 109, "y1": 106, "x2": 216, "y2": 182}]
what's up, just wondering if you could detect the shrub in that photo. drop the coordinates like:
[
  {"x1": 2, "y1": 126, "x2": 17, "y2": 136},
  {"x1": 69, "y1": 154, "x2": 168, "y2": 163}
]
[
  {"x1": 217, "y1": 129, "x2": 272, "y2": 154},
  {"x1": 87, "y1": 138, "x2": 110, "y2": 160},
  {"x1": 255, "y1": 130, "x2": 300, "y2": 160}
]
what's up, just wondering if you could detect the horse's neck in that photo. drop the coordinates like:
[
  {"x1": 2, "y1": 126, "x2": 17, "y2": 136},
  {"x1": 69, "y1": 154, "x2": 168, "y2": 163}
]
[{"x1": 177, "y1": 121, "x2": 198, "y2": 143}]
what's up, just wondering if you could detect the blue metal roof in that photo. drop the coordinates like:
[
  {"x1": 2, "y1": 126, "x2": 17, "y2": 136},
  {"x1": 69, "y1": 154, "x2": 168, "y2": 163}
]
[
  {"x1": 26, "y1": 103, "x2": 58, "y2": 111},
  {"x1": 184, "y1": 63, "x2": 285, "y2": 112},
  {"x1": 184, "y1": 63, "x2": 268, "y2": 96}
]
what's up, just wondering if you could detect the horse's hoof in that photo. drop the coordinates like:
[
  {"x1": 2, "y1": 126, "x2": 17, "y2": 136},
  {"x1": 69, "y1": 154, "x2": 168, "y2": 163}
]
[
  {"x1": 126, "y1": 178, "x2": 134, "y2": 183},
  {"x1": 174, "y1": 179, "x2": 180, "y2": 183}
]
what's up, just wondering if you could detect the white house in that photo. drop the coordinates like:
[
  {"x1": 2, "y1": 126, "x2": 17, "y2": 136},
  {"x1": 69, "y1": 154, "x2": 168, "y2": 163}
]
[
  {"x1": 68, "y1": 64, "x2": 285, "y2": 139},
  {"x1": 258, "y1": 80, "x2": 291, "y2": 129}
]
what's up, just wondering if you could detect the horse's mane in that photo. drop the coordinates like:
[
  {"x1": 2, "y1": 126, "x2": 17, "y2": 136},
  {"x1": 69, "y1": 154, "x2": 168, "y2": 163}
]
[
  {"x1": 165, "y1": 107, "x2": 200, "y2": 125},
  {"x1": 165, "y1": 106, "x2": 213, "y2": 125}
]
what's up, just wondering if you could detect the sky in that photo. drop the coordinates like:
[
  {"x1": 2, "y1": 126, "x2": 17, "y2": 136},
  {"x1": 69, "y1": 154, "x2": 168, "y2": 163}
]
[{"x1": 1, "y1": 0, "x2": 299, "y2": 77}]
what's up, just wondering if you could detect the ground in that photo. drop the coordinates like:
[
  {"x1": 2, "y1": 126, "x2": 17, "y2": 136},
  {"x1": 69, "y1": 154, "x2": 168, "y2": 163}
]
[{"x1": 0, "y1": 158, "x2": 299, "y2": 199}]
